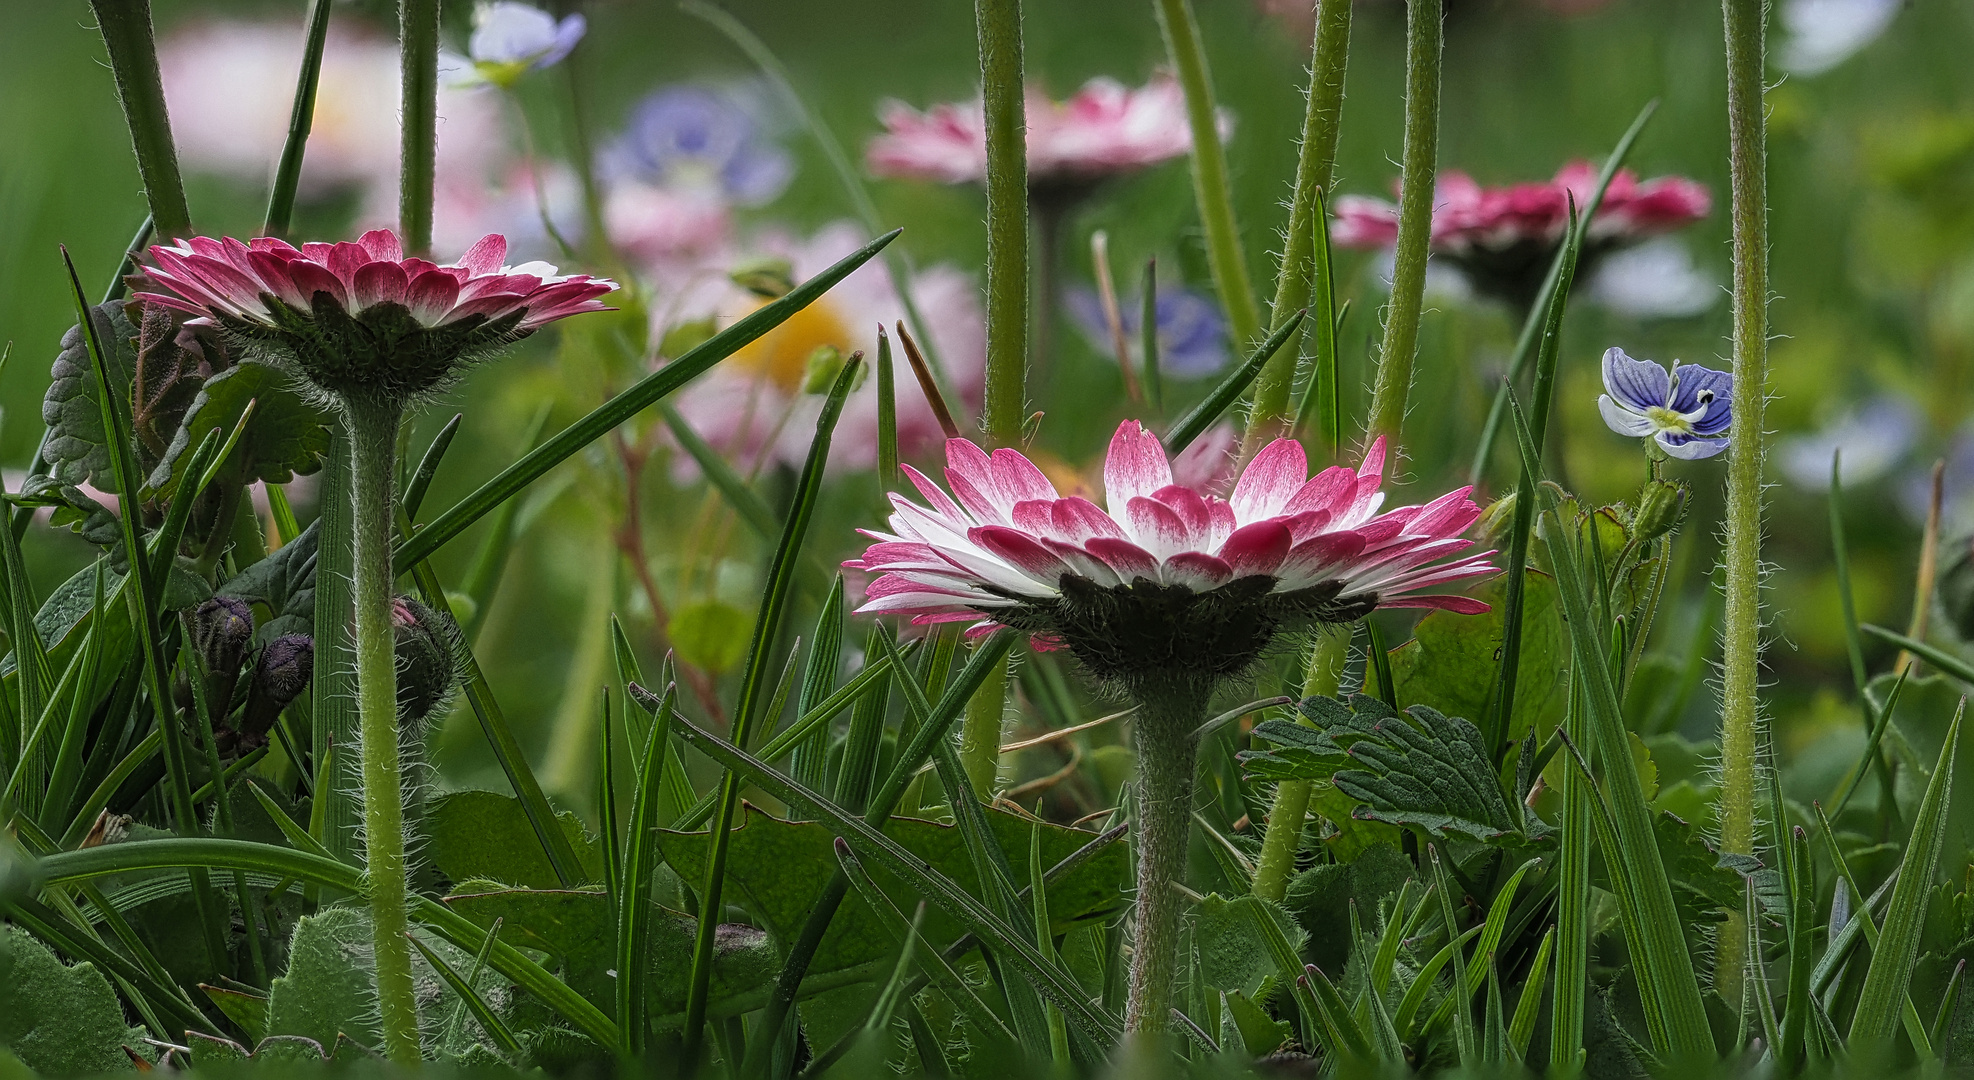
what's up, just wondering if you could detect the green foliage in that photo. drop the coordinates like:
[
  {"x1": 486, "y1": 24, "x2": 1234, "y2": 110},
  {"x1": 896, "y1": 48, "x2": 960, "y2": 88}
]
[
  {"x1": 1193, "y1": 893, "x2": 1305, "y2": 997},
  {"x1": 426, "y1": 791, "x2": 604, "y2": 890},
  {"x1": 668, "y1": 599, "x2": 753, "y2": 675},
  {"x1": 266, "y1": 907, "x2": 381, "y2": 1049},
  {"x1": 1391, "y1": 569, "x2": 1567, "y2": 748},
  {"x1": 0, "y1": 925, "x2": 147, "y2": 1076},
  {"x1": 42, "y1": 303, "x2": 137, "y2": 491},
  {"x1": 145, "y1": 360, "x2": 332, "y2": 499}
]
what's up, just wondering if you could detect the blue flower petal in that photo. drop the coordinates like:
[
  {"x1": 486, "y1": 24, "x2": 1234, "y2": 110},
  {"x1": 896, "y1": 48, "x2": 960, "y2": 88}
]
[
  {"x1": 1671, "y1": 362, "x2": 1734, "y2": 433},
  {"x1": 1601, "y1": 347, "x2": 1672, "y2": 412},
  {"x1": 1658, "y1": 431, "x2": 1731, "y2": 459}
]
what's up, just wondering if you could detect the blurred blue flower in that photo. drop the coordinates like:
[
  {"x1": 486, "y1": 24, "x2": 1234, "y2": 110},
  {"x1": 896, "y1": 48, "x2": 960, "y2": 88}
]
[
  {"x1": 1063, "y1": 285, "x2": 1229, "y2": 378},
  {"x1": 1596, "y1": 346, "x2": 1733, "y2": 460},
  {"x1": 1779, "y1": 0, "x2": 1899, "y2": 76},
  {"x1": 607, "y1": 86, "x2": 793, "y2": 207},
  {"x1": 1778, "y1": 395, "x2": 1919, "y2": 490},
  {"x1": 448, "y1": 2, "x2": 586, "y2": 89}
]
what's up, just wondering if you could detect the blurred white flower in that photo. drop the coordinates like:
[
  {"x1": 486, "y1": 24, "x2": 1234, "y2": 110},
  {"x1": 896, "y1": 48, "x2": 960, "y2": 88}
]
[
  {"x1": 159, "y1": 19, "x2": 504, "y2": 196},
  {"x1": 1778, "y1": 0, "x2": 1901, "y2": 75},
  {"x1": 1585, "y1": 238, "x2": 1719, "y2": 319},
  {"x1": 449, "y1": 2, "x2": 585, "y2": 90},
  {"x1": 1780, "y1": 396, "x2": 1920, "y2": 490}
]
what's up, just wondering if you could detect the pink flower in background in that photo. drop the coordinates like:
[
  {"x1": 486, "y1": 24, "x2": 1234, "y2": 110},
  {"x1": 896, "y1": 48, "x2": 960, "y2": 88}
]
[
  {"x1": 356, "y1": 161, "x2": 586, "y2": 265},
  {"x1": 867, "y1": 75, "x2": 1218, "y2": 189},
  {"x1": 848, "y1": 422, "x2": 1496, "y2": 652},
  {"x1": 159, "y1": 19, "x2": 503, "y2": 197},
  {"x1": 661, "y1": 223, "x2": 984, "y2": 476},
  {"x1": 605, "y1": 184, "x2": 733, "y2": 270},
  {"x1": 1332, "y1": 162, "x2": 1710, "y2": 312}
]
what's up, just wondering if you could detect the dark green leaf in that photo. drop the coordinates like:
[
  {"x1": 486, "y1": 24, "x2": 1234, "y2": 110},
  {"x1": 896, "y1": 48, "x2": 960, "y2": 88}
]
[
  {"x1": 266, "y1": 907, "x2": 381, "y2": 1049},
  {"x1": 0, "y1": 925, "x2": 148, "y2": 1076},
  {"x1": 1194, "y1": 893, "x2": 1306, "y2": 997},
  {"x1": 1392, "y1": 569, "x2": 1567, "y2": 749},
  {"x1": 42, "y1": 303, "x2": 136, "y2": 490},
  {"x1": 425, "y1": 791, "x2": 603, "y2": 890},
  {"x1": 145, "y1": 361, "x2": 332, "y2": 499}
]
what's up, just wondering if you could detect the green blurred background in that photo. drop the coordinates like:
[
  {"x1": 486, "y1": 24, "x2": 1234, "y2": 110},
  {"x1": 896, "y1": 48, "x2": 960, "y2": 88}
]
[{"x1": 1, "y1": 0, "x2": 1966, "y2": 797}]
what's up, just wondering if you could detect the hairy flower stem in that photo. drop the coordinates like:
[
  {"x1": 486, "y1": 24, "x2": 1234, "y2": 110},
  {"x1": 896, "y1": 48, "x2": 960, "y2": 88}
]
[
  {"x1": 1157, "y1": 0, "x2": 1262, "y2": 354},
  {"x1": 959, "y1": 653, "x2": 1010, "y2": 797},
  {"x1": 399, "y1": 0, "x2": 440, "y2": 256},
  {"x1": 1248, "y1": 0, "x2": 1353, "y2": 445},
  {"x1": 1124, "y1": 675, "x2": 1213, "y2": 1038},
  {"x1": 1364, "y1": 0, "x2": 1443, "y2": 448},
  {"x1": 1713, "y1": 0, "x2": 1770, "y2": 1005},
  {"x1": 314, "y1": 432, "x2": 360, "y2": 867},
  {"x1": 89, "y1": 0, "x2": 192, "y2": 237},
  {"x1": 346, "y1": 400, "x2": 422, "y2": 1066},
  {"x1": 1249, "y1": 633, "x2": 1349, "y2": 903},
  {"x1": 975, "y1": 0, "x2": 1028, "y2": 446}
]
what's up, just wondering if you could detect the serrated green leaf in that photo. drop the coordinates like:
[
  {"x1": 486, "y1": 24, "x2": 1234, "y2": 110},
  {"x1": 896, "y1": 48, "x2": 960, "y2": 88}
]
[
  {"x1": 145, "y1": 361, "x2": 331, "y2": 499},
  {"x1": 42, "y1": 303, "x2": 136, "y2": 491},
  {"x1": 1391, "y1": 568, "x2": 1567, "y2": 748},
  {"x1": 426, "y1": 791, "x2": 603, "y2": 890},
  {"x1": 1195, "y1": 893, "x2": 1307, "y2": 998},
  {"x1": 11, "y1": 477, "x2": 120, "y2": 550},
  {"x1": 0, "y1": 925, "x2": 147, "y2": 1077},
  {"x1": 266, "y1": 907, "x2": 381, "y2": 1049}
]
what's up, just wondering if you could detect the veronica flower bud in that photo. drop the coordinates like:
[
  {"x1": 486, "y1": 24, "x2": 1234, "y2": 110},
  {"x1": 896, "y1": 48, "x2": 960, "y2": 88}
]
[
  {"x1": 192, "y1": 596, "x2": 255, "y2": 677},
  {"x1": 1633, "y1": 479, "x2": 1691, "y2": 543},
  {"x1": 392, "y1": 598, "x2": 463, "y2": 729},
  {"x1": 239, "y1": 633, "x2": 315, "y2": 738}
]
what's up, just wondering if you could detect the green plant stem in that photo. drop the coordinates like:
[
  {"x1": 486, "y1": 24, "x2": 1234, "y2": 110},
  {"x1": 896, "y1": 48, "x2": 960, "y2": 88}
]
[
  {"x1": 315, "y1": 428, "x2": 360, "y2": 867},
  {"x1": 1250, "y1": 632, "x2": 1349, "y2": 903},
  {"x1": 1714, "y1": 0, "x2": 1770, "y2": 1005},
  {"x1": 263, "y1": 0, "x2": 333, "y2": 237},
  {"x1": 1156, "y1": 0, "x2": 1261, "y2": 354},
  {"x1": 88, "y1": 0, "x2": 191, "y2": 237},
  {"x1": 975, "y1": 0, "x2": 1028, "y2": 445},
  {"x1": 345, "y1": 399, "x2": 422, "y2": 1066},
  {"x1": 399, "y1": 0, "x2": 439, "y2": 255},
  {"x1": 958, "y1": 649, "x2": 1010, "y2": 796},
  {"x1": 1124, "y1": 675, "x2": 1212, "y2": 1038},
  {"x1": 1364, "y1": 0, "x2": 1443, "y2": 447},
  {"x1": 1249, "y1": 0, "x2": 1353, "y2": 439}
]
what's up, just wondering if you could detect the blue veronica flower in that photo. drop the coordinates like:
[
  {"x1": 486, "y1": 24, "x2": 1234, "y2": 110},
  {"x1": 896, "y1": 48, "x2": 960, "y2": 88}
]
[
  {"x1": 608, "y1": 86, "x2": 793, "y2": 207},
  {"x1": 1062, "y1": 285, "x2": 1230, "y2": 378},
  {"x1": 1596, "y1": 346, "x2": 1733, "y2": 459},
  {"x1": 452, "y1": 2, "x2": 586, "y2": 89}
]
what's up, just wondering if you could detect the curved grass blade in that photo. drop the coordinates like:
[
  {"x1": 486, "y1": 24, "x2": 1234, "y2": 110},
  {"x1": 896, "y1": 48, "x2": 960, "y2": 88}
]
[
  {"x1": 1163, "y1": 310, "x2": 1306, "y2": 455},
  {"x1": 791, "y1": 578, "x2": 845, "y2": 792},
  {"x1": 1509, "y1": 926, "x2": 1555, "y2": 1059},
  {"x1": 619, "y1": 679, "x2": 677, "y2": 1056},
  {"x1": 1391, "y1": 923, "x2": 1482, "y2": 1040},
  {"x1": 683, "y1": 355, "x2": 863, "y2": 1063},
  {"x1": 398, "y1": 231, "x2": 900, "y2": 570},
  {"x1": 403, "y1": 413, "x2": 462, "y2": 520},
  {"x1": 409, "y1": 929, "x2": 525, "y2": 1061},
  {"x1": 39, "y1": 563, "x2": 106, "y2": 831}
]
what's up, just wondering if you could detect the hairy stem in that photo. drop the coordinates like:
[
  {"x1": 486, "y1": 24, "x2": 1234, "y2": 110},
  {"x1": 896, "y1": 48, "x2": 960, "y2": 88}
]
[
  {"x1": 399, "y1": 0, "x2": 440, "y2": 255},
  {"x1": 89, "y1": 0, "x2": 191, "y2": 237},
  {"x1": 314, "y1": 429, "x2": 360, "y2": 867},
  {"x1": 1124, "y1": 676, "x2": 1212, "y2": 1038},
  {"x1": 1713, "y1": 0, "x2": 1770, "y2": 1004},
  {"x1": 958, "y1": 650, "x2": 1010, "y2": 797},
  {"x1": 346, "y1": 400, "x2": 422, "y2": 1065},
  {"x1": 1249, "y1": 632, "x2": 1349, "y2": 903},
  {"x1": 975, "y1": 0, "x2": 1028, "y2": 445},
  {"x1": 1364, "y1": 0, "x2": 1443, "y2": 447},
  {"x1": 1156, "y1": 0, "x2": 1262, "y2": 353},
  {"x1": 1248, "y1": 0, "x2": 1354, "y2": 442}
]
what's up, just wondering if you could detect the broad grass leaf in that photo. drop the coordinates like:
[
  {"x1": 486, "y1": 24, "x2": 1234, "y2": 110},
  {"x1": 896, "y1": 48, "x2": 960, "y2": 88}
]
[
  {"x1": 426, "y1": 791, "x2": 604, "y2": 890},
  {"x1": 1390, "y1": 568, "x2": 1567, "y2": 747},
  {"x1": 0, "y1": 925, "x2": 148, "y2": 1077}
]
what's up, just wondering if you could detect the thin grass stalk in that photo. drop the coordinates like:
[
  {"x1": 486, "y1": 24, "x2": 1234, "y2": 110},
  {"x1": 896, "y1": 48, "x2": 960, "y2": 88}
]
[
  {"x1": 88, "y1": 0, "x2": 190, "y2": 237},
  {"x1": 1364, "y1": 0, "x2": 1442, "y2": 446},
  {"x1": 1141, "y1": 259, "x2": 1164, "y2": 415},
  {"x1": 1250, "y1": 632, "x2": 1348, "y2": 903},
  {"x1": 1714, "y1": 0, "x2": 1772, "y2": 1003},
  {"x1": 1249, "y1": 0, "x2": 1353, "y2": 439},
  {"x1": 976, "y1": 0, "x2": 1028, "y2": 445},
  {"x1": 262, "y1": 0, "x2": 333, "y2": 237},
  {"x1": 398, "y1": 0, "x2": 439, "y2": 255}
]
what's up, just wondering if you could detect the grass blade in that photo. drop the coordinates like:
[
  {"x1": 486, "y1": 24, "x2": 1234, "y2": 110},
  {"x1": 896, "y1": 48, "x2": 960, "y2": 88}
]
[
  {"x1": 790, "y1": 578, "x2": 844, "y2": 791},
  {"x1": 408, "y1": 931, "x2": 525, "y2": 1061},
  {"x1": 1162, "y1": 310, "x2": 1305, "y2": 455},
  {"x1": 402, "y1": 412, "x2": 462, "y2": 520},
  {"x1": 876, "y1": 326, "x2": 899, "y2": 494},
  {"x1": 618, "y1": 680, "x2": 677, "y2": 1056},
  {"x1": 1141, "y1": 258, "x2": 1163, "y2": 416},
  {"x1": 1291, "y1": 187, "x2": 1343, "y2": 452},
  {"x1": 397, "y1": 230, "x2": 899, "y2": 570},
  {"x1": 262, "y1": 0, "x2": 334, "y2": 236},
  {"x1": 1509, "y1": 925, "x2": 1554, "y2": 1058}
]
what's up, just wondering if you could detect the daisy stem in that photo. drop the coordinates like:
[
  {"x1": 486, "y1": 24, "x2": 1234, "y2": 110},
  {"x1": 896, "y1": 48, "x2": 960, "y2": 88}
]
[
  {"x1": 1124, "y1": 675, "x2": 1214, "y2": 1039},
  {"x1": 1156, "y1": 0, "x2": 1263, "y2": 355},
  {"x1": 1248, "y1": 0, "x2": 1353, "y2": 444},
  {"x1": 399, "y1": 0, "x2": 441, "y2": 256},
  {"x1": 1249, "y1": 632, "x2": 1350, "y2": 903},
  {"x1": 959, "y1": 652, "x2": 1010, "y2": 797},
  {"x1": 1364, "y1": 0, "x2": 1443, "y2": 449},
  {"x1": 975, "y1": 0, "x2": 1028, "y2": 446},
  {"x1": 345, "y1": 399, "x2": 423, "y2": 1066},
  {"x1": 1712, "y1": 0, "x2": 1770, "y2": 1006},
  {"x1": 88, "y1": 0, "x2": 191, "y2": 237}
]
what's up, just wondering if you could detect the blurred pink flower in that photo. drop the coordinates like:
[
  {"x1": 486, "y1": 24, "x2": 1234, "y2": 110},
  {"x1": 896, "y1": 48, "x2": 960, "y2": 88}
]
[
  {"x1": 867, "y1": 75, "x2": 1219, "y2": 189},
  {"x1": 159, "y1": 18, "x2": 505, "y2": 197},
  {"x1": 662, "y1": 223, "x2": 984, "y2": 476},
  {"x1": 605, "y1": 183, "x2": 733, "y2": 270},
  {"x1": 1332, "y1": 161, "x2": 1711, "y2": 311},
  {"x1": 356, "y1": 161, "x2": 586, "y2": 265}
]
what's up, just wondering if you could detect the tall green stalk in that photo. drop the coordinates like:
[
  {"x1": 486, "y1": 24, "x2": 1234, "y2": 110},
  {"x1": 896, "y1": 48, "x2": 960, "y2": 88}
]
[
  {"x1": 399, "y1": 0, "x2": 440, "y2": 256},
  {"x1": 1123, "y1": 675, "x2": 1213, "y2": 1038},
  {"x1": 344, "y1": 401, "x2": 422, "y2": 1066},
  {"x1": 1364, "y1": 0, "x2": 1443, "y2": 446},
  {"x1": 975, "y1": 0, "x2": 1028, "y2": 446},
  {"x1": 263, "y1": 0, "x2": 335, "y2": 238},
  {"x1": 1713, "y1": 0, "x2": 1771, "y2": 1004},
  {"x1": 89, "y1": 0, "x2": 191, "y2": 237},
  {"x1": 1248, "y1": 0, "x2": 1353, "y2": 440},
  {"x1": 314, "y1": 435, "x2": 360, "y2": 867},
  {"x1": 1155, "y1": 0, "x2": 1262, "y2": 352},
  {"x1": 1250, "y1": 633, "x2": 1348, "y2": 903}
]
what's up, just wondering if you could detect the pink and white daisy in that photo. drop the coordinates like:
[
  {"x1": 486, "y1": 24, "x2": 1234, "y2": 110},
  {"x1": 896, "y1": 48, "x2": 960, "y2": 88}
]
[
  {"x1": 1331, "y1": 161, "x2": 1711, "y2": 311},
  {"x1": 866, "y1": 75, "x2": 1219, "y2": 190},
  {"x1": 134, "y1": 229, "x2": 615, "y2": 402},
  {"x1": 848, "y1": 421, "x2": 1496, "y2": 674}
]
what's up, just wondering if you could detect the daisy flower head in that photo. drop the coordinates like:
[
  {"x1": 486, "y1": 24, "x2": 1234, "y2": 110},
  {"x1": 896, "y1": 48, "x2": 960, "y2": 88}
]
[
  {"x1": 135, "y1": 230, "x2": 616, "y2": 407},
  {"x1": 449, "y1": 2, "x2": 587, "y2": 90},
  {"x1": 849, "y1": 421, "x2": 1497, "y2": 693},
  {"x1": 1597, "y1": 347, "x2": 1734, "y2": 460}
]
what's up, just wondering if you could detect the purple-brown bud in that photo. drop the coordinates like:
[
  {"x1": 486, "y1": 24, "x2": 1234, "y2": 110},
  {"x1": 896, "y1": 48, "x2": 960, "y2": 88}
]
[
  {"x1": 192, "y1": 596, "x2": 254, "y2": 678},
  {"x1": 239, "y1": 633, "x2": 314, "y2": 737}
]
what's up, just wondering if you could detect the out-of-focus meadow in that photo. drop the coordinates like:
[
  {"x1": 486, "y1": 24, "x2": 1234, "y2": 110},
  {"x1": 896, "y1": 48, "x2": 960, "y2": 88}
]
[{"x1": 0, "y1": 0, "x2": 1960, "y2": 804}]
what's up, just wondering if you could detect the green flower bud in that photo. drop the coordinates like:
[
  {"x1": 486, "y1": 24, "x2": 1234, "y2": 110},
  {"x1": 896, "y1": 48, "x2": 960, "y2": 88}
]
[
  {"x1": 392, "y1": 597, "x2": 464, "y2": 730},
  {"x1": 1633, "y1": 479, "x2": 1690, "y2": 543},
  {"x1": 1474, "y1": 493, "x2": 1517, "y2": 548},
  {"x1": 800, "y1": 345, "x2": 866, "y2": 395}
]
